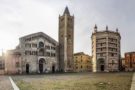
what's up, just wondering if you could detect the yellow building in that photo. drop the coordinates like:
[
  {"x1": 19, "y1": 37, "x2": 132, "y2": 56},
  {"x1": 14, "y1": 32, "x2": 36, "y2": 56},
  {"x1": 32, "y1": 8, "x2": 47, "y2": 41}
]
[{"x1": 74, "y1": 52, "x2": 92, "y2": 72}]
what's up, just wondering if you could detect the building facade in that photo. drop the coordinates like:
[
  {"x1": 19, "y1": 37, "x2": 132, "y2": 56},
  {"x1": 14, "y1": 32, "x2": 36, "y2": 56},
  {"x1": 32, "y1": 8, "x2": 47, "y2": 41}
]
[
  {"x1": 5, "y1": 32, "x2": 59, "y2": 74},
  {"x1": 4, "y1": 7, "x2": 75, "y2": 74},
  {"x1": 59, "y1": 7, "x2": 74, "y2": 72},
  {"x1": 91, "y1": 25, "x2": 121, "y2": 72},
  {"x1": 5, "y1": 49, "x2": 21, "y2": 74},
  {"x1": 0, "y1": 55, "x2": 5, "y2": 74},
  {"x1": 121, "y1": 58, "x2": 125, "y2": 71},
  {"x1": 125, "y1": 52, "x2": 135, "y2": 71},
  {"x1": 74, "y1": 52, "x2": 92, "y2": 72}
]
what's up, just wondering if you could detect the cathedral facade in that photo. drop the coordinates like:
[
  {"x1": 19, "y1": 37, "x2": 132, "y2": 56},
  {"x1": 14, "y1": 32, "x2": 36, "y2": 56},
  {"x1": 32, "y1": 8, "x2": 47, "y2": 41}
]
[
  {"x1": 5, "y1": 7, "x2": 74, "y2": 74},
  {"x1": 5, "y1": 32, "x2": 59, "y2": 74}
]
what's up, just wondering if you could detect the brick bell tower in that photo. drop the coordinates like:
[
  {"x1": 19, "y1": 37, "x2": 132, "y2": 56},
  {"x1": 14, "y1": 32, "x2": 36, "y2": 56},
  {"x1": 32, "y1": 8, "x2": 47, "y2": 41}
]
[{"x1": 58, "y1": 7, "x2": 74, "y2": 72}]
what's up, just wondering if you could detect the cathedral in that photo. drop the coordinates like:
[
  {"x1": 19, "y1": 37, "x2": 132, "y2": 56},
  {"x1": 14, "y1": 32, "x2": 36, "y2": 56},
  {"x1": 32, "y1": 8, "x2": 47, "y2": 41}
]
[{"x1": 5, "y1": 7, "x2": 74, "y2": 74}]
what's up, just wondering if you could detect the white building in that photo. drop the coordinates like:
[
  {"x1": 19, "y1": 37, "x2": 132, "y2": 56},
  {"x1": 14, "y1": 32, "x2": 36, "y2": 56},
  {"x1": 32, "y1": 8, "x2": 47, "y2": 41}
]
[
  {"x1": 5, "y1": 32, "x2": 59, "y2": 74},
  {"x1": 91, "y1": 25, "x2": 121, "y2": 72}
]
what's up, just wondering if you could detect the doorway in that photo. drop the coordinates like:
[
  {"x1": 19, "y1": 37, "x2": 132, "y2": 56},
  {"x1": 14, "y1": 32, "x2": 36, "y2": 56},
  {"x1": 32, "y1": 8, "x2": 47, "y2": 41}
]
[
  {"x1": 52, "y1": 65, "x2": 55, "y2": 73},
  {"x1": 39, "y1": 58, "x2": 45, "y2": 73},
  {"x1": 26, "y1": 63, "x2": 29, "y2": 74},
  {"x1": 98, "y1": 58, "x2": 105, "y2": 72},
  {"x1": 100, "y1": 65, "x2": 104, "y2": 71}
]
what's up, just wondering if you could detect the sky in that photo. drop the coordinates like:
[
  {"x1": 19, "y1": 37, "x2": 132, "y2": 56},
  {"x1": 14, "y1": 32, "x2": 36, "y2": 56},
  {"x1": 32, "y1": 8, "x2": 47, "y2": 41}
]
[{"x1": 0, "y1": 0, "x2": 135, "y2": 57}]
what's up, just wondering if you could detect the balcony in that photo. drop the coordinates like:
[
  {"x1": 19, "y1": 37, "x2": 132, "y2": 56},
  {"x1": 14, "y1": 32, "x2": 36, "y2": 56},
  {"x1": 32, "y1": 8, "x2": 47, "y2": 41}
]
[
  {"x1": 96, "y1": 50, "x2": 107, "y2": 53},
  {"x1": 96, "y1": 45, "x2": 106, "y2": 48},
  {"x1": 96, "y1": 40, "x2": 106, "y2": 43},
  {"x1": 108, "y1": 45, "x2": 117, "y2": 49},
  {"x1": 108, "y1": 40, "x2": 117, "y2": 44}
]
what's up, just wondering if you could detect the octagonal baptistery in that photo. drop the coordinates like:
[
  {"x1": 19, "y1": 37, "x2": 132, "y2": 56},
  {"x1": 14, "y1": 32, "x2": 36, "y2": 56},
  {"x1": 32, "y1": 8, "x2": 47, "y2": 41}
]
[
  {"x1": 91, "y1": 25, "x2": 121, "y2": 72},
  {"x1": 19, "y1": 32, "x2": 59, "y2": 74}
]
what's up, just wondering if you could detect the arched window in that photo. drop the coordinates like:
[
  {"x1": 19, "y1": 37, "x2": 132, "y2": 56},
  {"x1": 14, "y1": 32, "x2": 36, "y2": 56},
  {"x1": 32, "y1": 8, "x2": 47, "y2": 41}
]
[
  {"x1": 98, "y1": 58, "x2": 105, "y2": 64},
  {"x1": 112, "y1": 60, "x2": 115, "y2": 65},
  {"x1": 39, "y1": 58, "x2": 45, "y2": 64},
  {"x1": 39, "y1": 42, "x2": 44, "y2": 48}
]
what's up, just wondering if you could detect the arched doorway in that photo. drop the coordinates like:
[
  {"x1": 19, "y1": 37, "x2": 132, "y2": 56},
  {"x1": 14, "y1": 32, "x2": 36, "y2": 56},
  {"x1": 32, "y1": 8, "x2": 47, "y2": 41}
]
[
  {"x1": 52, "y1": 65, "x2": 55, "y2": 73},
  {"x1": 39, "y1": 58, "x2": 45, "y2": 73},
  {"x1": 98, "y1": 58, "x2": 105, "y2": 71},
  {"x1": 26, "y1": 63, "x2": 29, "y2": 74}
]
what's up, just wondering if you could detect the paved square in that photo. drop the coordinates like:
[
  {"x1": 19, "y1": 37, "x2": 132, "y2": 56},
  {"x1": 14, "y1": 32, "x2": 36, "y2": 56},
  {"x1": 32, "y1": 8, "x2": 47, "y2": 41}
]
[
  {"x1": 0, "y1": 76, "x2": 13, "y2": 90},
  {"x1": 12, "y1": 72, "x2": 133, "y2": 90}
]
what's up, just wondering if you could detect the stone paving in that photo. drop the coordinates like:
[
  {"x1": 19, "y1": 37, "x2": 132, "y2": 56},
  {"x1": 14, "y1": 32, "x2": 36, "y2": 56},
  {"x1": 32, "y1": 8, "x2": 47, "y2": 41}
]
[{"x1": 0, "y1": 76, "x2": 13, "y2": 90}]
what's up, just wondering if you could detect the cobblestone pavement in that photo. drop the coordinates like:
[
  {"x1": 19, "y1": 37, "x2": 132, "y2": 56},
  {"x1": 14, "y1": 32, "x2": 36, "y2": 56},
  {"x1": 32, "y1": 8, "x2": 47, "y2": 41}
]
[{"x1": 0, "y1": 76, "x2": 13, "y2": 90}]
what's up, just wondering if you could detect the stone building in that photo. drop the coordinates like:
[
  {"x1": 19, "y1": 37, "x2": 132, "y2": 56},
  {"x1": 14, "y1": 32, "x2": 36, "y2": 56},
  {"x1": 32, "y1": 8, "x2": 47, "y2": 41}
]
[
  {"x1": 5, "y1": 32, "x2": 59, "y2": 74},
  {"x1": 0, "y1": 55, "x2": 5, "y2": 74},
  {"x1": 5, "y1": 49, "x2": 21, "y2": 74},
  {"x1": 125, "y1": 52, "x2": 135, "y2": 71},
  {"x1": 59, "y1": 7, "x2": 74, "y2": 72},
  {"x1": 4, "y1": 7, "x2": 75, "y2": 74},
  {"x1": 74, "y1": 52, "x2": 92, "y2": 72},
  {"x1": 91, "y1": 25, "x2": 121, "y2": 72}
]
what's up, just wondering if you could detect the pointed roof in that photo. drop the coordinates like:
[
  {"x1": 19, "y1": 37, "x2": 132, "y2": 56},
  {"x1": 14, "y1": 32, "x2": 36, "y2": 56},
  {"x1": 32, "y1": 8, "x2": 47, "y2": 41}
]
[
  {"x1": 94, "y1": 24, "x2": 98, "y2": 32},
  {"x1": 94, "y1": 24, "x2": 97, "y2": 30},
  {"x1": 116, "y1": 28, "x2": 119, "y2": 32},
  {"x1": 63, "y1": 6, "x2": 70, "y2": 15},
  {"x1": 20, "y1": 32, "x2": 58, "y2": 45},
  {"x1": 106, "y1": 25, "x2": 108, "y2": 31}
]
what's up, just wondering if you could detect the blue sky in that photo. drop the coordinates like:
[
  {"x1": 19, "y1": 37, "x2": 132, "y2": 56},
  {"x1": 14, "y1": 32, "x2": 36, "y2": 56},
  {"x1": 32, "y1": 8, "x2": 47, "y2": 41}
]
[{"x1": 0, "y1": 0, "x2": 135, "y2": 57}]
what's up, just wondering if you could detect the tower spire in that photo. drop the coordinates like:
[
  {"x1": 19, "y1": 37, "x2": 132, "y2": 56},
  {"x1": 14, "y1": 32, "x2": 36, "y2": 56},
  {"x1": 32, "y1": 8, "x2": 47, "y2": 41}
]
[{"x1": 63, "y1": 6, "x2": 70, "y2": 15}]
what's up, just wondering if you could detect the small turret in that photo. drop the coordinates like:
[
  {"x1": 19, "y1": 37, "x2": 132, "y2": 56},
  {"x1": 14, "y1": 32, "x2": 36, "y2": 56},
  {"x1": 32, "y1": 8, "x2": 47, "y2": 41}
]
[
  {"x1": 94, "y1": 24, "x2": 98, "y2": 32},
  {"x1": 116, "y1": 28, "x2": 119, "y2": 32},
  {"x1": 106, "y1": 25, "x2": 108, "y2": 31}
]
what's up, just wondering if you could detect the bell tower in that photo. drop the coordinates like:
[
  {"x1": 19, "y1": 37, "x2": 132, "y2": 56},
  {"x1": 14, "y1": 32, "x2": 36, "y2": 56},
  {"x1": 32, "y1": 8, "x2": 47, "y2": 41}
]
[{"x1": 58, "y1": 7, "x2": 74, "y2": 72}]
